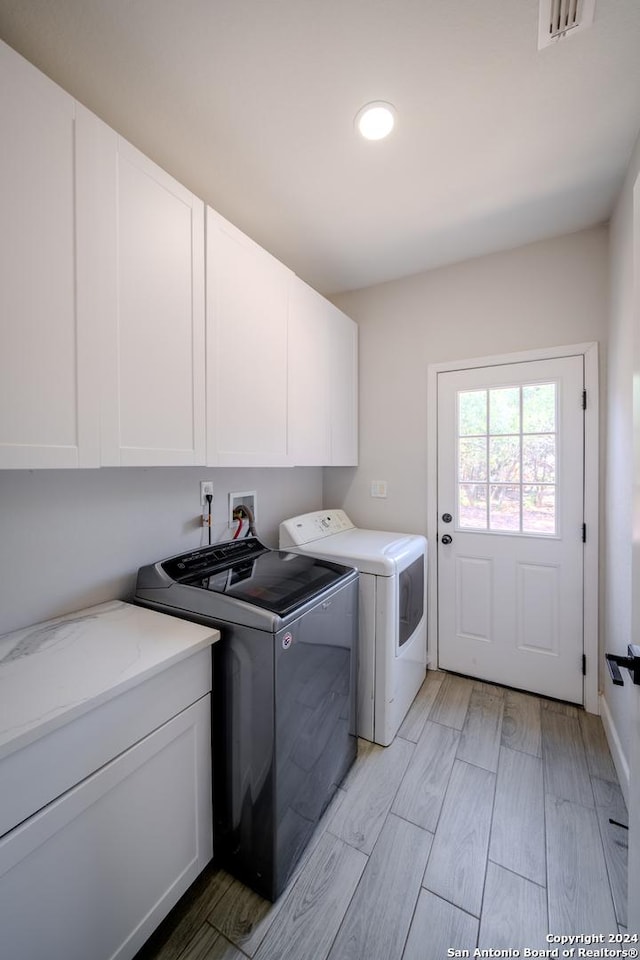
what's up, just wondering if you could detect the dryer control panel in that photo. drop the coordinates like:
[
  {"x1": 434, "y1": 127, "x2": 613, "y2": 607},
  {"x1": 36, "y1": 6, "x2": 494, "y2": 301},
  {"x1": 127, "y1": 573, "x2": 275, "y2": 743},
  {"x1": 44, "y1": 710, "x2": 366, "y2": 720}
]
[{"x1": 280, "y1": 510, "x2": 354, "y2": 546}]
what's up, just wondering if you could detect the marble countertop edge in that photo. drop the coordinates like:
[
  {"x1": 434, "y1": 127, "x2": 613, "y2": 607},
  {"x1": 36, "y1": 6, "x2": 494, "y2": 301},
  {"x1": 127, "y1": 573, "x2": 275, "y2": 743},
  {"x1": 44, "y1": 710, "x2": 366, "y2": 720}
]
[{"x1": 0, "y1": 601, "x2": 220, "y2": 762}]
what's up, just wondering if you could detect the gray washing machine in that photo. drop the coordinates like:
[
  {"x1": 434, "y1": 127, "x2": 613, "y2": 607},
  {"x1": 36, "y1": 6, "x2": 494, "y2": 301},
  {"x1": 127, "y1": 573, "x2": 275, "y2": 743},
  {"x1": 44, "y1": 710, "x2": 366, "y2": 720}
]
[{"x1": 134, "y1": 537, "x2": 358, "y2": 901}]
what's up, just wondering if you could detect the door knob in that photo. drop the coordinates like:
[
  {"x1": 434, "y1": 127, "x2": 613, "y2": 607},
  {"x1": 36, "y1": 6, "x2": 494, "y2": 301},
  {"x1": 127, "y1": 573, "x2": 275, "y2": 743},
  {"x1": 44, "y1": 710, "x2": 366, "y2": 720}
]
[
  {"x1": 605, "y1": 645, "x2": 640, "y2": 686},
  {"x1": 441, "y1": 534, "x2": 453, "y2": 545}
]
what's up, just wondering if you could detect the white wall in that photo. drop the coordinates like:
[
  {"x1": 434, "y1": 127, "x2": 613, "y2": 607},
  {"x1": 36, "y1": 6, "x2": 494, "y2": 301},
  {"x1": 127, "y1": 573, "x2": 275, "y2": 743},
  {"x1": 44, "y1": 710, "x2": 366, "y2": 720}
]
[
  {"x1": 326, "y1": 225, "x2": 609, "y2": 536},
  {"x1": 601, "y1": 130, "x2": 640, "y2": 795},
  {"x1": 0, "y1": 466, "x2": 322, "y2": 636}
]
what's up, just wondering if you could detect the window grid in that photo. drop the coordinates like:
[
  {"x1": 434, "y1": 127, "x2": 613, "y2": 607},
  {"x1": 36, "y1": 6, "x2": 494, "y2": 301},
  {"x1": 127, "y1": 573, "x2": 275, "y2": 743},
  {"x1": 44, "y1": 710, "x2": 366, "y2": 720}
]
[{"x1": 457, "y1": 383, "x2": 557, "y2": 536}]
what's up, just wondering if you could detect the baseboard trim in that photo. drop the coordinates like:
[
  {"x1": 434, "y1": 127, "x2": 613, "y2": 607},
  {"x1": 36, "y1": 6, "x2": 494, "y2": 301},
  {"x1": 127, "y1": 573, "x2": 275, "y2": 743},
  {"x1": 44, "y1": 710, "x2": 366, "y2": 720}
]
[{"x1": 599, "y1": 692, "x2": 630, "y2": 806}]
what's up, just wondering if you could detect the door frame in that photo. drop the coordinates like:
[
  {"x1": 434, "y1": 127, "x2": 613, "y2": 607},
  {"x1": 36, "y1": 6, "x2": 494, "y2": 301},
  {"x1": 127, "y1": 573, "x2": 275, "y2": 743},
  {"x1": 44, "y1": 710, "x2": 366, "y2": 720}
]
[
  {"x1": 627, "y1": 170, "x2": 640, "y2": 926},
  {"x1": 426, "y1": 341, "x2": 599, "y2": 714}
]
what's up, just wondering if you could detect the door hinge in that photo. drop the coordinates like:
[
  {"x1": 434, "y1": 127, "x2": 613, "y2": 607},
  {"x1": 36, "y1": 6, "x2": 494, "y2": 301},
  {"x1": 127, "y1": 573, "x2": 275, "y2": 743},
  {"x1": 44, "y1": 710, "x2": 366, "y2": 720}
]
[
  {"x1": 582, "y1": 389, "x2": 587, "y2": 410},
  {"x1": 582, "y1": 523, "x2": 586, "y2": 543},
  {"x1": 582, "y1": 654, "x2": 586, "y2": 676}
]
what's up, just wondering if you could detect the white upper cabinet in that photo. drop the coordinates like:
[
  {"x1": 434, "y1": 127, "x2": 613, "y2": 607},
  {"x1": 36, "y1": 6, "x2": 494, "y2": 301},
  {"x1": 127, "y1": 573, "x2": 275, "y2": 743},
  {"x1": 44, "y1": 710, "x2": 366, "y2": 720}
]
[
  {"x1": 1, "y1": 38, "x2": 356, "y2": 471},
  {"x1": 0, "y1": 40, "x2": 205, "y2": 470},
  {"x1": 98, "y1": 138, "x2": 206, "y2": 466},
  {"x1": 288, "y1": 278, "x2": 332, "y2": 466},
  {"x1": 206, "y1": 208, "x2": 292, "y2": 467},
  {"x1": 328, "y1": 304, "x2": 358, "y2": 466},
  {"x1": 0, "y1": 41, "x2": 100, "y2": 468},
  {"x1": 288, "y1": 277, "x2": 358, "y2": 466}
]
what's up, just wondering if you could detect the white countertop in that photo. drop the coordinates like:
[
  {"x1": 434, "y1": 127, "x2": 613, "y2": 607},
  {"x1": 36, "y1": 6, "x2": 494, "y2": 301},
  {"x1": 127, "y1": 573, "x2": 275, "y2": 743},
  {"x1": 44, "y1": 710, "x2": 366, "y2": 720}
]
[{"x1": 0, "y1": 600, "x2": 219, "y2": 760}]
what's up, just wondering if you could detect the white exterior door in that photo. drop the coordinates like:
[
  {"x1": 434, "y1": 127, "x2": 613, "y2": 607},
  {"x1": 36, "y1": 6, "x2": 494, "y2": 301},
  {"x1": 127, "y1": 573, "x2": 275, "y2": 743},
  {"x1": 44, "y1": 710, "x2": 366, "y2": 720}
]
[{"x1": 437, "y1": 355, "x2": 585, "y2": 703}]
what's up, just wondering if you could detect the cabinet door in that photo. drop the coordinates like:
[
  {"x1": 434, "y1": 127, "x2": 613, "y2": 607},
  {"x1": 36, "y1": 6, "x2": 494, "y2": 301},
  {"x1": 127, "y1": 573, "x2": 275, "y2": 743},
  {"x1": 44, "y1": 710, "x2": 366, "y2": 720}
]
[
  {"x1": 100, "y1": 139, "x2": 206, "y2": 466},
  {"x1": 0, "y1": 40, "x2": 100, "y2": 468},
  {"x1": 328, "y1": 306, "x2": 358, "y2": 466},
  {"x1": 288, "y1": 277, "x2": 331, "y2": 465},
  {"x1": 206, "y1": 208, "x2": 292, "y2": 466},
  {"x1": 0, "y1": 695, "x2": 212, "y2": 960}
]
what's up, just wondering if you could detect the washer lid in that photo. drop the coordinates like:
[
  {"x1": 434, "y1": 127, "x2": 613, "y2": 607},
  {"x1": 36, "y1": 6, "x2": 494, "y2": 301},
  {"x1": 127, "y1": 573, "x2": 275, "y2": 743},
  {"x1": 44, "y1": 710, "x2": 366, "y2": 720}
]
[
  {"x1": 291, "y1": 528, "x2": 424, "y2": 576},
  {"x1": 160, "y1": 538, "x2": 355, "y2": 617}
]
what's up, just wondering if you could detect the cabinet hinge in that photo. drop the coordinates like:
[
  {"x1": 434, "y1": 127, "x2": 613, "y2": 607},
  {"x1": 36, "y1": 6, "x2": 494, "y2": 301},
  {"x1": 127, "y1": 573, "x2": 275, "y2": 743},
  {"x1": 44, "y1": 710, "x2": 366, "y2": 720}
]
[
  {"x1": 582, "y1": 654, "x2": 587, "y2": 676},
  {"x1": 582, "y1": 389, "x2": 587, "y2": 410},
  {"x1": 582, "y1": 523, "x2": 587, "y2": 543}
]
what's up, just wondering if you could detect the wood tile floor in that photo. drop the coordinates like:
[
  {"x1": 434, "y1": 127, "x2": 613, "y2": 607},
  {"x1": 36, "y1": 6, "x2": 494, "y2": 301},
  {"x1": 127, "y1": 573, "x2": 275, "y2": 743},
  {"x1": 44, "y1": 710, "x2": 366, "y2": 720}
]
[{"x1": 135, "y1": 672, "x2": 631, "y2": 960}]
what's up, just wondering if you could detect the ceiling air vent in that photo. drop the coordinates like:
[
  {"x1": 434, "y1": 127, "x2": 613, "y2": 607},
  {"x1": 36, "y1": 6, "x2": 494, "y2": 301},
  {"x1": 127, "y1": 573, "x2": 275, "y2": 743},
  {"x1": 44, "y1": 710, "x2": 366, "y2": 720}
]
[{"x1": 538, "y1": 0, "x2": 595, "y2": 49}]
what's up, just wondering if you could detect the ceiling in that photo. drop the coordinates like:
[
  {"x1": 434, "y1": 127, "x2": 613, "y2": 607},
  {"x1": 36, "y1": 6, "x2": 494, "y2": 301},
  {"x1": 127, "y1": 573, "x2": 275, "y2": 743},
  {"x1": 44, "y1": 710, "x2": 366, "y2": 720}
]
[{"x1": 1, "y1": 0, "x2": 639, "y2": 294}]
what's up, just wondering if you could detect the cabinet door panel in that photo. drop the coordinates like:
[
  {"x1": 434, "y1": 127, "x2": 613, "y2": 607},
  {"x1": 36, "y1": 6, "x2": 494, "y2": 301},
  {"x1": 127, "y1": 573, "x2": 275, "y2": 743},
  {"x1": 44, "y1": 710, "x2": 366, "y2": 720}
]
[
  {"x1": 288, "y1": 278, "x2": 331, "y2": 465},
  {"x1": 207, "y1": 209, "x2": 291, "y2": 466},
  {"x1": 1, "y1": 648, "x2": 211, "y2": 838},
  {"x1": 101, "y1": 140, "x2": 205, "y2": 466},
  {"x1": 329, "y1": 307, "x2": 358, "y2": 466},
  {"x1": 0, "y1": 41, "x2": 99, "y2": 467},
  {"x1": 0, "y1": 695, "x2": 212, "y2": 960}
]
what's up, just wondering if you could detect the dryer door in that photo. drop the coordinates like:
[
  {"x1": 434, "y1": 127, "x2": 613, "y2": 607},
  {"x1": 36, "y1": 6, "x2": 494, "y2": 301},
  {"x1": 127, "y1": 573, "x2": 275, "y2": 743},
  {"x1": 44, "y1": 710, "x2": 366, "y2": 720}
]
[{"x1": 399, "y1": 554, "x2": 425, "y2": 648}]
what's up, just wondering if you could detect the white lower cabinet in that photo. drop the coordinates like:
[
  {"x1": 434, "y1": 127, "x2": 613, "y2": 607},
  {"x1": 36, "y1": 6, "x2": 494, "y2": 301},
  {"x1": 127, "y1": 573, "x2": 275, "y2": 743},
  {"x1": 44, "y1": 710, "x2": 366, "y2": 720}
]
[{"x1": 0, "y1": 694, "x2": 212, "y2": 960}]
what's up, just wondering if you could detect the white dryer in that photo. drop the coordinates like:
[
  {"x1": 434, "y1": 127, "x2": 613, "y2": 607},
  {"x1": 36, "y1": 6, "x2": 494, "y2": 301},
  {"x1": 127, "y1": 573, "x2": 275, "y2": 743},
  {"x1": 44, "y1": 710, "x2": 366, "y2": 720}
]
[{"x1": 280, "y1": 509, "x2": 427, "y2": 746}]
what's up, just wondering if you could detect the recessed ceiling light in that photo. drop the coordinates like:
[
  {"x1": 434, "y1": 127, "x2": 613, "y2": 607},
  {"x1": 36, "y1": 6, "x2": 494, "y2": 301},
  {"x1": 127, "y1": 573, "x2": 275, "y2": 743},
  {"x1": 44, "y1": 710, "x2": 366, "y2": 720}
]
[{"x1": 355, "y1": 101, "x2": 396, "y2": 141}]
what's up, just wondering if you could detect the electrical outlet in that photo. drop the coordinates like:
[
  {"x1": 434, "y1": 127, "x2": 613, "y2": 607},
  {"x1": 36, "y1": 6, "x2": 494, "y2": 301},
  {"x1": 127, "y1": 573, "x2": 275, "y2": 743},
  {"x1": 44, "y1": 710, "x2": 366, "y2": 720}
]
[{"x1": 200, "y1": 481, "x2": 214, "y2": 508}]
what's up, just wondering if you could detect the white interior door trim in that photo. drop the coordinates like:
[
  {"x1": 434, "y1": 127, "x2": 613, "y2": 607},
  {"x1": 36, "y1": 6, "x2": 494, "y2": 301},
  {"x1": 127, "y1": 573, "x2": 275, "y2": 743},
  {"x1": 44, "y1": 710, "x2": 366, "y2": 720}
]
[{"x1": 427, "y1": 341, "x2": 599, "y2": 714}]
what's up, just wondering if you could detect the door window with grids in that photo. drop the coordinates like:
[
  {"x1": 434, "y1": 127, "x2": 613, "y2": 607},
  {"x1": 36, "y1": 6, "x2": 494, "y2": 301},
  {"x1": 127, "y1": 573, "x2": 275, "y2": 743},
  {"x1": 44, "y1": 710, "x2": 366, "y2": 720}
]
[{"x1": 457, "y1": 382, "x2": 557, "y2": 534}]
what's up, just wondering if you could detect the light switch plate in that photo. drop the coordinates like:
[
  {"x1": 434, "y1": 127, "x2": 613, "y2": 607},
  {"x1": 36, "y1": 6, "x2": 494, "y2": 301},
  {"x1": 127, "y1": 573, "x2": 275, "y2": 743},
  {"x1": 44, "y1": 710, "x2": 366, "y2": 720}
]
[{"x1": 370, "y1": 480, "x2": 388, "y2": 498}]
